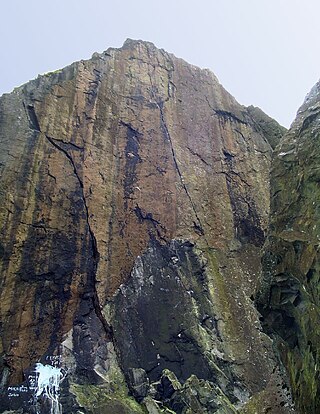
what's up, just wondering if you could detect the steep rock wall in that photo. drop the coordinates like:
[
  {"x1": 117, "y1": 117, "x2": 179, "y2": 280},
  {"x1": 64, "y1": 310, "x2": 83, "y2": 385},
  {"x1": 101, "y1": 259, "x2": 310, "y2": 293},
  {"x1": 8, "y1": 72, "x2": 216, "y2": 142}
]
[
  {"x1": 0, "y1": 39, "x2": 292, "y2": 413},
  {"x1": 259, "y1": 80, "x2": 320, "y2": 414}
]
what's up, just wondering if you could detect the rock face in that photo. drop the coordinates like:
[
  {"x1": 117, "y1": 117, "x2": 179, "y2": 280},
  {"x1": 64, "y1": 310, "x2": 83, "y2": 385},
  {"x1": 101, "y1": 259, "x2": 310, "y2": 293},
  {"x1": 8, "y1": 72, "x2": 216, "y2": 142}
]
[
  {"x1": 246, "y1": 105, "x2": 287, "y2": 150},
  {"x1": 258, "y1": 81, "x2": 320, "y2": 414},
  {"x1": 0, "y1": 39, "x2": 293, "y2": 413}
]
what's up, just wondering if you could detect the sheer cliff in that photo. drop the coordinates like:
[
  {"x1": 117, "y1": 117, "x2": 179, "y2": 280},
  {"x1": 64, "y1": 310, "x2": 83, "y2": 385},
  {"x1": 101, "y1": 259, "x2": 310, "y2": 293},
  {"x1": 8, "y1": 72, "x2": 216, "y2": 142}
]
[
  {"x1": 258, "y1": 81, "x2": 320, "y2": 414},
  {"x1": 0, "y1": 39, "x2": 293, "y2": 413}
]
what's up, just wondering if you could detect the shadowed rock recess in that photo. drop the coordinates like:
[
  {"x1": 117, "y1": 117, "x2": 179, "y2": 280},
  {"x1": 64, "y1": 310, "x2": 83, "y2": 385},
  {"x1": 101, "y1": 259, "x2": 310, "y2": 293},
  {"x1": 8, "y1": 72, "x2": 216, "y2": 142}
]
[
  {"x1": 258, "y1": 81, "x2": 320, "y2": 414},
  {"x1": 0, "y1": 39, "x2": 297, "y2": 413}
]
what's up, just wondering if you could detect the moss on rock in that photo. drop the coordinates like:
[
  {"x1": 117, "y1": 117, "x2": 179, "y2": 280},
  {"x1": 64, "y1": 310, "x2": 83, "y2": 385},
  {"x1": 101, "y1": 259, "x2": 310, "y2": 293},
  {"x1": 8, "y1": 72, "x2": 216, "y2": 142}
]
[{"x1": 70, "y1": 383, "x2": 147, "y2": 414}]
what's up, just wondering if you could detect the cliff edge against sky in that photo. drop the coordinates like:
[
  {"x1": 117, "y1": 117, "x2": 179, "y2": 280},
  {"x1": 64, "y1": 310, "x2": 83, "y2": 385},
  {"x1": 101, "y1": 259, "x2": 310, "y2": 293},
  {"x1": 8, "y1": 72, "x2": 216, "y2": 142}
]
[{"x1": 0, "y1": 39, "x2": 311, "y2": 413}]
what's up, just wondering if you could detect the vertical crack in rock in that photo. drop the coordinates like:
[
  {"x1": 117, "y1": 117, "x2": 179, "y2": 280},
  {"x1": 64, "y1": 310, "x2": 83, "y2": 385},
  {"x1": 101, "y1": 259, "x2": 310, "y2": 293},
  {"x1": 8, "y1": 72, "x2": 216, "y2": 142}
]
[
  {"x1": 1, "y1": 40, "x2": 296, "y2": 414},
  {"x1": 221, "y1": 143, "x2": 265, "y2": 247},
  {"x1": 23, "y1": 103, "x2": 41, "y2": 132},
  {"x1": 157, "y1": 103, "x2": 205, "y2": 237},
  {"x1": 145, "y1": 58, "x2": 206, "y2": 239},
  {"x1": 44, "y1": 134, "x2": 112, "y2": 339},
  {"x1": 45, "y1": 135, "x2": 97, "y2": 257},
  {"x1": 120, "y1": 120, "x2": 142, "y2": 210}
]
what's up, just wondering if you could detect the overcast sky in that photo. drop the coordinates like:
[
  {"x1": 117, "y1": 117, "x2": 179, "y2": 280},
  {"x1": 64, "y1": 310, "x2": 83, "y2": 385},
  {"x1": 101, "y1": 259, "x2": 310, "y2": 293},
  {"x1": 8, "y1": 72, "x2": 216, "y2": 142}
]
[{"x1": 1, "y1": 0, "x2": 320, "y2": 127}]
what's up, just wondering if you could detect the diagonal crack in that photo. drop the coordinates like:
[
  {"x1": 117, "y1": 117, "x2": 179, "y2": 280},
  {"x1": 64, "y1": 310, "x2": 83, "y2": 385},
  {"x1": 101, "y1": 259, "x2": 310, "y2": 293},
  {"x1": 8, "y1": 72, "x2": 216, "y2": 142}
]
[
  {"x1": 220, "y1": 170, "x2": 251, "y2": 188},
  {"x1": 47, "y1": 137, "x2": 84, "y2": 151},
  {"x1": 134, "y1": 204, "x2": 167, "y2": 242},
  {"x1": 45, "y1": 135, "x2": 98, "y2": 259},
  {"x1": 24, "y1": 99, "x2": 113, "y2": 339},
  {"x1": 157, "y1": 102, "x2": 205, "y2": 237},
  {"x1": 145, "y1": 59, "x2": 206, "y2": 239},
  {"x1": 44, "y1": 133, "x2": 112, "y2": 339},
  {"x1": 205, "y1": 96, "x2": 247, "y2": 125},
  {"x1": 186, "y1": 146, "x2": 210, "y2": 167}
]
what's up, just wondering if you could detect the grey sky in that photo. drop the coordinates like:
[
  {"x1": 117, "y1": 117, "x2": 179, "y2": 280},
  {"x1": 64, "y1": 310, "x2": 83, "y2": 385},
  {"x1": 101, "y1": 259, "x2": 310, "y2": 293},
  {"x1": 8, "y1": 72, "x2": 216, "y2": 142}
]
[{"x1": 1, "y1": 0, "x2": 320, "y2": 127}]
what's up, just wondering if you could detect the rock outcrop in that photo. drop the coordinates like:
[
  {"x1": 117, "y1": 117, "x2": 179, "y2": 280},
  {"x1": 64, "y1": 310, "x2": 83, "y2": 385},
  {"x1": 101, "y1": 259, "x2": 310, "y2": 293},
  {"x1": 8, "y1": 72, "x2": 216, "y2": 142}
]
[
  {"x1": 0, "y1": 39, "x2": 293, "y2": 413},
  {"x1": 258, "y1": 81, "x2": 320, "y2": 414}
]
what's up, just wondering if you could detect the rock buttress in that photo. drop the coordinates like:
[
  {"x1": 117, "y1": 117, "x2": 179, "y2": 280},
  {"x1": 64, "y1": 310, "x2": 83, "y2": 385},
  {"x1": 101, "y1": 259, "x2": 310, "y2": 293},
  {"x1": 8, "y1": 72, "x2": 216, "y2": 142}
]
[
  {"x1": 258, "y1": 80, "x2": 320, "y2": 414},
  {"x1": 0, "y1": 39, "x2": 293, "y2": 413}
]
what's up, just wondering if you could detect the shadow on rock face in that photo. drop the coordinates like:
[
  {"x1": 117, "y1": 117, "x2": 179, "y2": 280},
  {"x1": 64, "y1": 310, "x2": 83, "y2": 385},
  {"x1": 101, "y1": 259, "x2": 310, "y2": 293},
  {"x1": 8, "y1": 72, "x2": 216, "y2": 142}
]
[{"x1": 110, "y1": 239, "x2": 243, "y2": 410}]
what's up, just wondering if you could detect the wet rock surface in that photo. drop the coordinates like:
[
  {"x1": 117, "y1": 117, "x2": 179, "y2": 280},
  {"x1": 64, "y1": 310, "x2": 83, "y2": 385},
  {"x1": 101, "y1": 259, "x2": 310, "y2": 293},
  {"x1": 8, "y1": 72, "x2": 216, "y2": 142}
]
[{"x1": 0, "y1": 39, "x2": 294, "y2": 413}]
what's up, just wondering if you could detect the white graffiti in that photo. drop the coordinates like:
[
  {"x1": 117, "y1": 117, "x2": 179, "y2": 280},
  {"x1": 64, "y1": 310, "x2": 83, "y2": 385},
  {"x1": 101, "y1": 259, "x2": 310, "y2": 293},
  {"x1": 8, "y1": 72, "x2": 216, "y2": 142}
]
[
  {"x1": 6, "y1": 355, "x2": 66, "y2": 414},
  {"x1": 34, "y1": 363, "x2": 65, "y2": 414}
]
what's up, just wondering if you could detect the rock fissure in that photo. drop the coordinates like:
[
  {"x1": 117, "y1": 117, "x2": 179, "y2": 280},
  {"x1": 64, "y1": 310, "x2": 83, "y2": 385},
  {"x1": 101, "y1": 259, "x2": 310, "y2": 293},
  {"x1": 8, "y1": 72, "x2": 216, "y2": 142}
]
[
  {"x1": 145, "y1": 55, "x2": 206, "y2": 241},
  {"x1": 234, "y1": 128, "x2": 247, "y2": 142},
  {"x1": 214, "y1": 109, "x2": 247, "y2": 125},
  {"x1": 158, "y1": 102, "x2": 205, "y2": 238},
  {"x1": 186, "y1": 146, "x2": 211, "y2": 167},
  {"x1": 23, "y1": 103, "x2": 41, "y2": 132},
  {"x1": 220, "y1": 170, "x2": 251, "y2": 188},
  {"x1": 18, "y1": 221, "x2": 60, "y2": 232},
  {"x1": 47, "y1": 137, "x2": 84, "y2": 151},
  {"x1": 134, "y1": 204, "x2": 167, "y2": 242},
  {"x1": 205, "y1": 96, "x2": 247, "y2": 125},
  {"x1": 121, "y1": 120, "x2": 142, "y2": 210},
  {"x1": 44, "y1": 134, "x2": 113, "y2": 341},
  {"x1": 0, "y1": 39, "x2": 296, "y2": 414}
]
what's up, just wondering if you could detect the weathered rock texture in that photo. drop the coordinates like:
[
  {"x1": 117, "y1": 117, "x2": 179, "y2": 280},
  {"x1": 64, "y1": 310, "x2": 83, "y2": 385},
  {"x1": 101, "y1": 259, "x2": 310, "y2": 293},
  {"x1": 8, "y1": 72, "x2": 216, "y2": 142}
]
[
  {"x1": 258, "y1": 80, "x2": 320, "y2": 414},
  {"x1": 247, "y1": 105, "x2": 287, "y2": 150},
  {"x1": 0, "y1": 39, "x2": 293, "y2": 413}
]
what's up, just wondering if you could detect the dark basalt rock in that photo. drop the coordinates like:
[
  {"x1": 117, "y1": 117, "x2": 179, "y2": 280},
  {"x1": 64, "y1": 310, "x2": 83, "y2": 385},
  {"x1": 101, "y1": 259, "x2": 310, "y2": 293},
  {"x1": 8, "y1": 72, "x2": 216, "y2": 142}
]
[
  {"x1": 127, "y1": 368, "x2": 149, "y2": 402},
  {"x1": 111, "y1": 240, "x2": 218, "y2": 384},
  {"x1": 0, "y1": 39, "x2": 294, "y2": 413}
]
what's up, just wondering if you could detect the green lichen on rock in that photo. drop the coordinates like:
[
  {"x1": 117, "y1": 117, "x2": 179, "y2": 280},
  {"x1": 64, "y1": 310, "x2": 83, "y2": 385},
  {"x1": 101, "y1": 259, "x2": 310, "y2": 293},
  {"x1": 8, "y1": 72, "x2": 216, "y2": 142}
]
[
  {"x1": 41, "y1": 68, "x2": 63, "y2": 77},
  {"x1": 108, "y1": 239, "x2": 292, "y2": 412},
  {"x1": 169, "y1": 374, "x2": 237, "y2": 414},
  {"x1": 247, "y1": 105, "x2": 287, "y2": 149},
  {"x1": 143, "y1": 397, "x2": 177, "y2": 414},
  {"x1": 70, "y1": 383, "x2": 147, "y2": 414},
  {"x1": 0, "y1": 38, "x2": 296, "y2": 414},
  {"x1": 259, "y1": 80, "x2": 320, "y2": 413}
]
